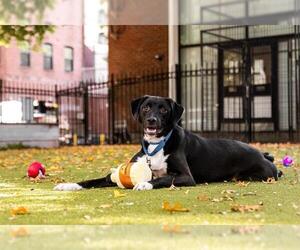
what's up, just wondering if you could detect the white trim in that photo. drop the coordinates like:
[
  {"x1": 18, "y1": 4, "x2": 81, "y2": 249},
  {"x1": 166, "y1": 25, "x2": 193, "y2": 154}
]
[{"x1": 168, "y1": 0, "x2": 179, "y2": 100}]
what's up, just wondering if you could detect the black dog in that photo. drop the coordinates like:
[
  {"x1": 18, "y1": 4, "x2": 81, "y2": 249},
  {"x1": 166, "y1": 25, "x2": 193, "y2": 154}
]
[{"x1": 54, "y1": 96, "x2": 280, "y2": 191}]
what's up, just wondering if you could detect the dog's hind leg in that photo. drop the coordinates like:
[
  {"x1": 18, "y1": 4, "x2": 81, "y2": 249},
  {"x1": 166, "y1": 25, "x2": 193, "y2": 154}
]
[
  {"x1": 238, "y1": 160, "x2": 279, "y2": 181},
  {"x1": 263, "y1": 152, "x2": 275, "y2": 163}
]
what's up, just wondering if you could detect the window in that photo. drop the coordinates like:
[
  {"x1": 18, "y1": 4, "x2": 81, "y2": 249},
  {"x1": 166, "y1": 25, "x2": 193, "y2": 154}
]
[
  {"x1": 43, "y1": 43, "x2": 53, "y2": 70},
  {"x1": 64, "y1": 47, "x2": 74, "y2": 72},
  {"x1": 20, "y1": 44, "x2": 31, "y2": 67}
]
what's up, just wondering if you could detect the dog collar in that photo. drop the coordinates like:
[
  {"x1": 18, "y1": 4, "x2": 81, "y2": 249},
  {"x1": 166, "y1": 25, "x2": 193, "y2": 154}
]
[{"x1": 142, "y1": 130, "x2": 173, "y2": 157}]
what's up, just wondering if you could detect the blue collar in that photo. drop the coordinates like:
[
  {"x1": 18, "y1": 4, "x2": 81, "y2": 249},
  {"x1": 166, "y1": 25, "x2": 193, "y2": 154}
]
[{"x1": 142, "y1": 130, "x2": 173, "y2": 157}]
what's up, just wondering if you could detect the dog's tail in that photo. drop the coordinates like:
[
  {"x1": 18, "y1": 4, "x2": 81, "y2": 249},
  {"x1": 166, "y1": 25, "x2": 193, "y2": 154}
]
[{"x1": 263, "y1": 152, "x2": 283, "y2": 178}]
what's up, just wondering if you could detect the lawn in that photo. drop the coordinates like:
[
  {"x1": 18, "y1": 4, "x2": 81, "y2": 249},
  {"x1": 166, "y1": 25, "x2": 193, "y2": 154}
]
[{"x1": 0, "y1": 144, "x2": 300, "y2": 249}]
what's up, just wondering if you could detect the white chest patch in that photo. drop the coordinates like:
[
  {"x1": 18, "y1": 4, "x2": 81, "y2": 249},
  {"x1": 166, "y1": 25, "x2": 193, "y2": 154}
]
[{"x1": 137, "y1": 145, "x2": 169, "y2": 178}]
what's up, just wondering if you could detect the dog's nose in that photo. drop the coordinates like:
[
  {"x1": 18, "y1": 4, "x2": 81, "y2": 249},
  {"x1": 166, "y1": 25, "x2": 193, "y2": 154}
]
[{"x1": 146, "y1": 117, "x2": 157, "y2": 124}]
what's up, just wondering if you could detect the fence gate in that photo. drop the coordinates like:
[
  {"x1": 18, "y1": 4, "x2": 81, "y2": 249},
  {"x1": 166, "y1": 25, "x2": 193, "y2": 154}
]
[
  {"x1": 57, "y1": 81, "x2": 109, "y2": 145},
  {"x1": 57, "y1": 85, "x2": 86, "y2": 145},
  {"x1": 196, "y1": 25, "x2": 300, "y2": 142}
]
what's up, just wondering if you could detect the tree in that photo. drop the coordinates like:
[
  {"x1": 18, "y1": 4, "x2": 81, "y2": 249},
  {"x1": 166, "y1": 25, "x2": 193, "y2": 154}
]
[
  {"x1": 0, "y1": 26, "x2": 55, "y2": 46},
  {"x1": 0, "y1": 0, "x2": 55, "y2": 45}
]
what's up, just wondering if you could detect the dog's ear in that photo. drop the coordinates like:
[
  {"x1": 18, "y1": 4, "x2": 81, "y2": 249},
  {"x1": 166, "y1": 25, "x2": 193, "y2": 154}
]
[
  {"x1": 166, "y1": 98, "x2": 184, "y2": 124},
  {"x1": 131, "y1": 96, "x2": 149, "y2": 120}
]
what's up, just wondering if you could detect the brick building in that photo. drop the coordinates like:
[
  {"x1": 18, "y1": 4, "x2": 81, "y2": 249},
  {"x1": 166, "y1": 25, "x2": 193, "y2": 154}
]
[
  {"x1": 108, "y1": 25, "x2": 169, "y2": 138},
  {"x1": 109, "y1": 25, "x2": 169, "y2": 75},
  {"x1": 0, "y1": 26, "x2": 83, "y2": 85},
  {"x1": 0, "y1": 0, "x2": 84, "y2": 85}
]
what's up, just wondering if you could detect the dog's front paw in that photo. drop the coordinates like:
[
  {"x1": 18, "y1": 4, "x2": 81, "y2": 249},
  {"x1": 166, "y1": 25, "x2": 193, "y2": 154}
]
[
  {"x1": 54, "y1": 183, "x2": 83, "y2": 191},
  {"x1": 133, "y1": 182, "x2": 153, "y2": 191}
]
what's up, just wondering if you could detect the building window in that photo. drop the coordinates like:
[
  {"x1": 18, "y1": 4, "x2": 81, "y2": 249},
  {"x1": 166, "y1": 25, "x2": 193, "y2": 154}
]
[
  {"x1": 20, "y1": 45, "x2": 31, "y2": 67},
  {"x1": 43, "y1": 43, "x2": 53, "y2": 70},
  {"x1": 64, "y1": 47, "x2": 74, "y2": 72}
]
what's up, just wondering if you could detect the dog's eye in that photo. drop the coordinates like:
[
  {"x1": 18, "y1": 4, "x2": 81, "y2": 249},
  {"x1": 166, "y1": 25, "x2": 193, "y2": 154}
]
[
  {"x1": 160, "y1": 107, "x2": 167, "y2": 114},
  {"x1": 142, "y1": 106, "x2": 150, "y2": 112}
]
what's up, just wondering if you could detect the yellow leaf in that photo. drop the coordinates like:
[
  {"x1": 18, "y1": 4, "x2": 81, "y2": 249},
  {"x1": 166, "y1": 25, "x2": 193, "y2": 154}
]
[
  {"x1": 169, "y1": 184, "x2": 180, "y2": 191},
  {"x1": 211, "y1": 198, "x2": 223, "y2": 202},
  {"x1": 162, "y1": 201, "x2": 189, "y2": 213},
  {"x1": 11, "y1": 207, "x2": 29, "y2": 216},
  {"x1": 114, "y1": 190, "x2": 126, "y2": 198},
  {"x1": 236, "y1": 181, "x2": 250, "y2": 187},
  {"x1": 197, "y1": 194, "x2": 209, "y2": 201},
  {"x1": 231, "y1": 204, "x2": 263, "y2": 213}
]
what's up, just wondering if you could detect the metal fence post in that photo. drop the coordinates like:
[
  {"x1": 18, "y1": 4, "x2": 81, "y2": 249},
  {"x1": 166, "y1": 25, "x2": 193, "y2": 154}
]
[
  {"x1": 175, "y1": 64, "x2": 182, "y2": 126},
  {"x1": 54, "y1": 85, "x2": 59, "y2": 126},
  {"x1": 108, "y1": 74, "x2": 115, "y2": 144},
  {"x1": 175, "y1": 64, "x2": 182, "y2": 105},
  {"x1": 243, "y1": 26, "x2": 252, "y2": 143},
  {"x1": 83, "y1": 83, "x2": 89, "y2": 145}
]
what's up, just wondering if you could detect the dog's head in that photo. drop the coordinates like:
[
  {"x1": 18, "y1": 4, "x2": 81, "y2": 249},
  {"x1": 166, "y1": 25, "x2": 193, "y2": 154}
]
[{"x1": 131, "y1": 96, "x2": 184, "y2": 137}]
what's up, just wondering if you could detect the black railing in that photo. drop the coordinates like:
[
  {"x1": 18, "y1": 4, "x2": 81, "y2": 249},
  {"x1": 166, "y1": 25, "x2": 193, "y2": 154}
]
[{"x1": 1, "y1": 62, "x2": 300, "y2": 144}]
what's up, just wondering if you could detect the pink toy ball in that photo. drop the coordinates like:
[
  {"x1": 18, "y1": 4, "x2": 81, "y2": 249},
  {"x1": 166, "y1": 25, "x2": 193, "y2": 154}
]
[
  {"x1": 282, "y1": 156, "x2": 294, "y2": 167},
  {"x1": 27, "y1": 162, "x2": 46, "y2": 178}
]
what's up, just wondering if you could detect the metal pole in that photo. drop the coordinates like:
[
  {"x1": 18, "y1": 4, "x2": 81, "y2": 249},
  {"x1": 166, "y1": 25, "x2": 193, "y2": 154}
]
[
  {"x1": 55, "y1": 84, "x2": 59, "y2": 126},
  {"x1": 109, "y1": 74, "x2": 115, "y2": 144},
  {"x1": 243, "y1": 26, "x2": 252, "y2": 142},
  {"x1": 83, "y1": 83, "x2": 89, "y2": 145}
]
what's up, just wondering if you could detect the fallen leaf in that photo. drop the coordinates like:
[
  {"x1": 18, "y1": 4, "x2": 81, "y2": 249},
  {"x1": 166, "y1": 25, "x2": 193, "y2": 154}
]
[
  {"x1": 48, "y1": 166, "x2": 64, "y2": 172},
  {"x1": 185, "y1": 190, "x2": 190, "y2": 195},
  {"x1": 231, "y1": 204, "x2": 263, "y2": 213},
  {"x1": 292, "y1": 203, "x2": 299, "y2": 209},
  {"x1": 236, "y1": 181, "x2": 250, "y2": 187},
  {"x1": 221, "y1": 190, "x2": 236, "y2": 194},
  {"x1": 124, "y1": 202, "x2": 134, "y2": 206},
  {"x1": 99, "y1": 204, "x2": 112, "y2": 209},
  {"x1": 197, "y1": 194, "x2": 209, "y2": 201},
  {"x1": 169, "y1": 184, "x2": 180, "y2": 191},
  {"x1": 242, "y1": 192, "x2": 257, "y2": 196},
  {"x1": 11, "y1": 207, "x2": 29, "y2": 216},
  {"x1": 211, "y1": 198, "x2": 223, "y2": 203},
  {"x1": 162, "y1": 201, "x2": 189, "y2": 213},
  {"x1": 10, "y1": 227, "x2": 30, "y2": 238},
  {"x1": 263, "y1": 177, "x2": 276, "y2": 184},
  {"x1": 114, "y1": 190, "x2": 126, "y2": 198},
  {"x1": 223, "y1": 195, "x2": 234, "y2": 201},
  {"x1": 84, "y1": 215, "x2": 91, "y2": 220}
]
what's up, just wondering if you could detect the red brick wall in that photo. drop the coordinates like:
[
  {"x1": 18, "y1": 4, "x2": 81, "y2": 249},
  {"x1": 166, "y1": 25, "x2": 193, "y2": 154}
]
[{"x1": 109, "y1": 25, "x2": 169, "y2": 75}]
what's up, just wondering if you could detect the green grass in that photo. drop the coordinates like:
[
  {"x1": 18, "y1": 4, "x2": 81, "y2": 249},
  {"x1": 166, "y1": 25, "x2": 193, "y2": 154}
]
[{"x1": 0, "y1": 144, "x2": 300, "y2": 226}]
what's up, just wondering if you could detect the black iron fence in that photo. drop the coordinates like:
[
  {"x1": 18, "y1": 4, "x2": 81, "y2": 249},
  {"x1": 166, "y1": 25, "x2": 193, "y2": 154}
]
[
  {"x1": 1, "y1": 62, "x2": 300, "y2": 144},
  {"x1": 0, "y1": 80, "x2": 58, "y2": 124}
]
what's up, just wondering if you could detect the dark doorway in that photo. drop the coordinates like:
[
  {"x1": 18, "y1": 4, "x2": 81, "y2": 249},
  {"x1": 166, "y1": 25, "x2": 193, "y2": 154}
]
[{"x1": 219, "y1": 42, "x2": 278, "y2": 131}]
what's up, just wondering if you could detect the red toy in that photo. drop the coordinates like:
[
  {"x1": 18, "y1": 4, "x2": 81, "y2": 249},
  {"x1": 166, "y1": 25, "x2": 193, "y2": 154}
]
[{"x1": 27, "y1": 162, "x2": 46, "y2": 178}]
